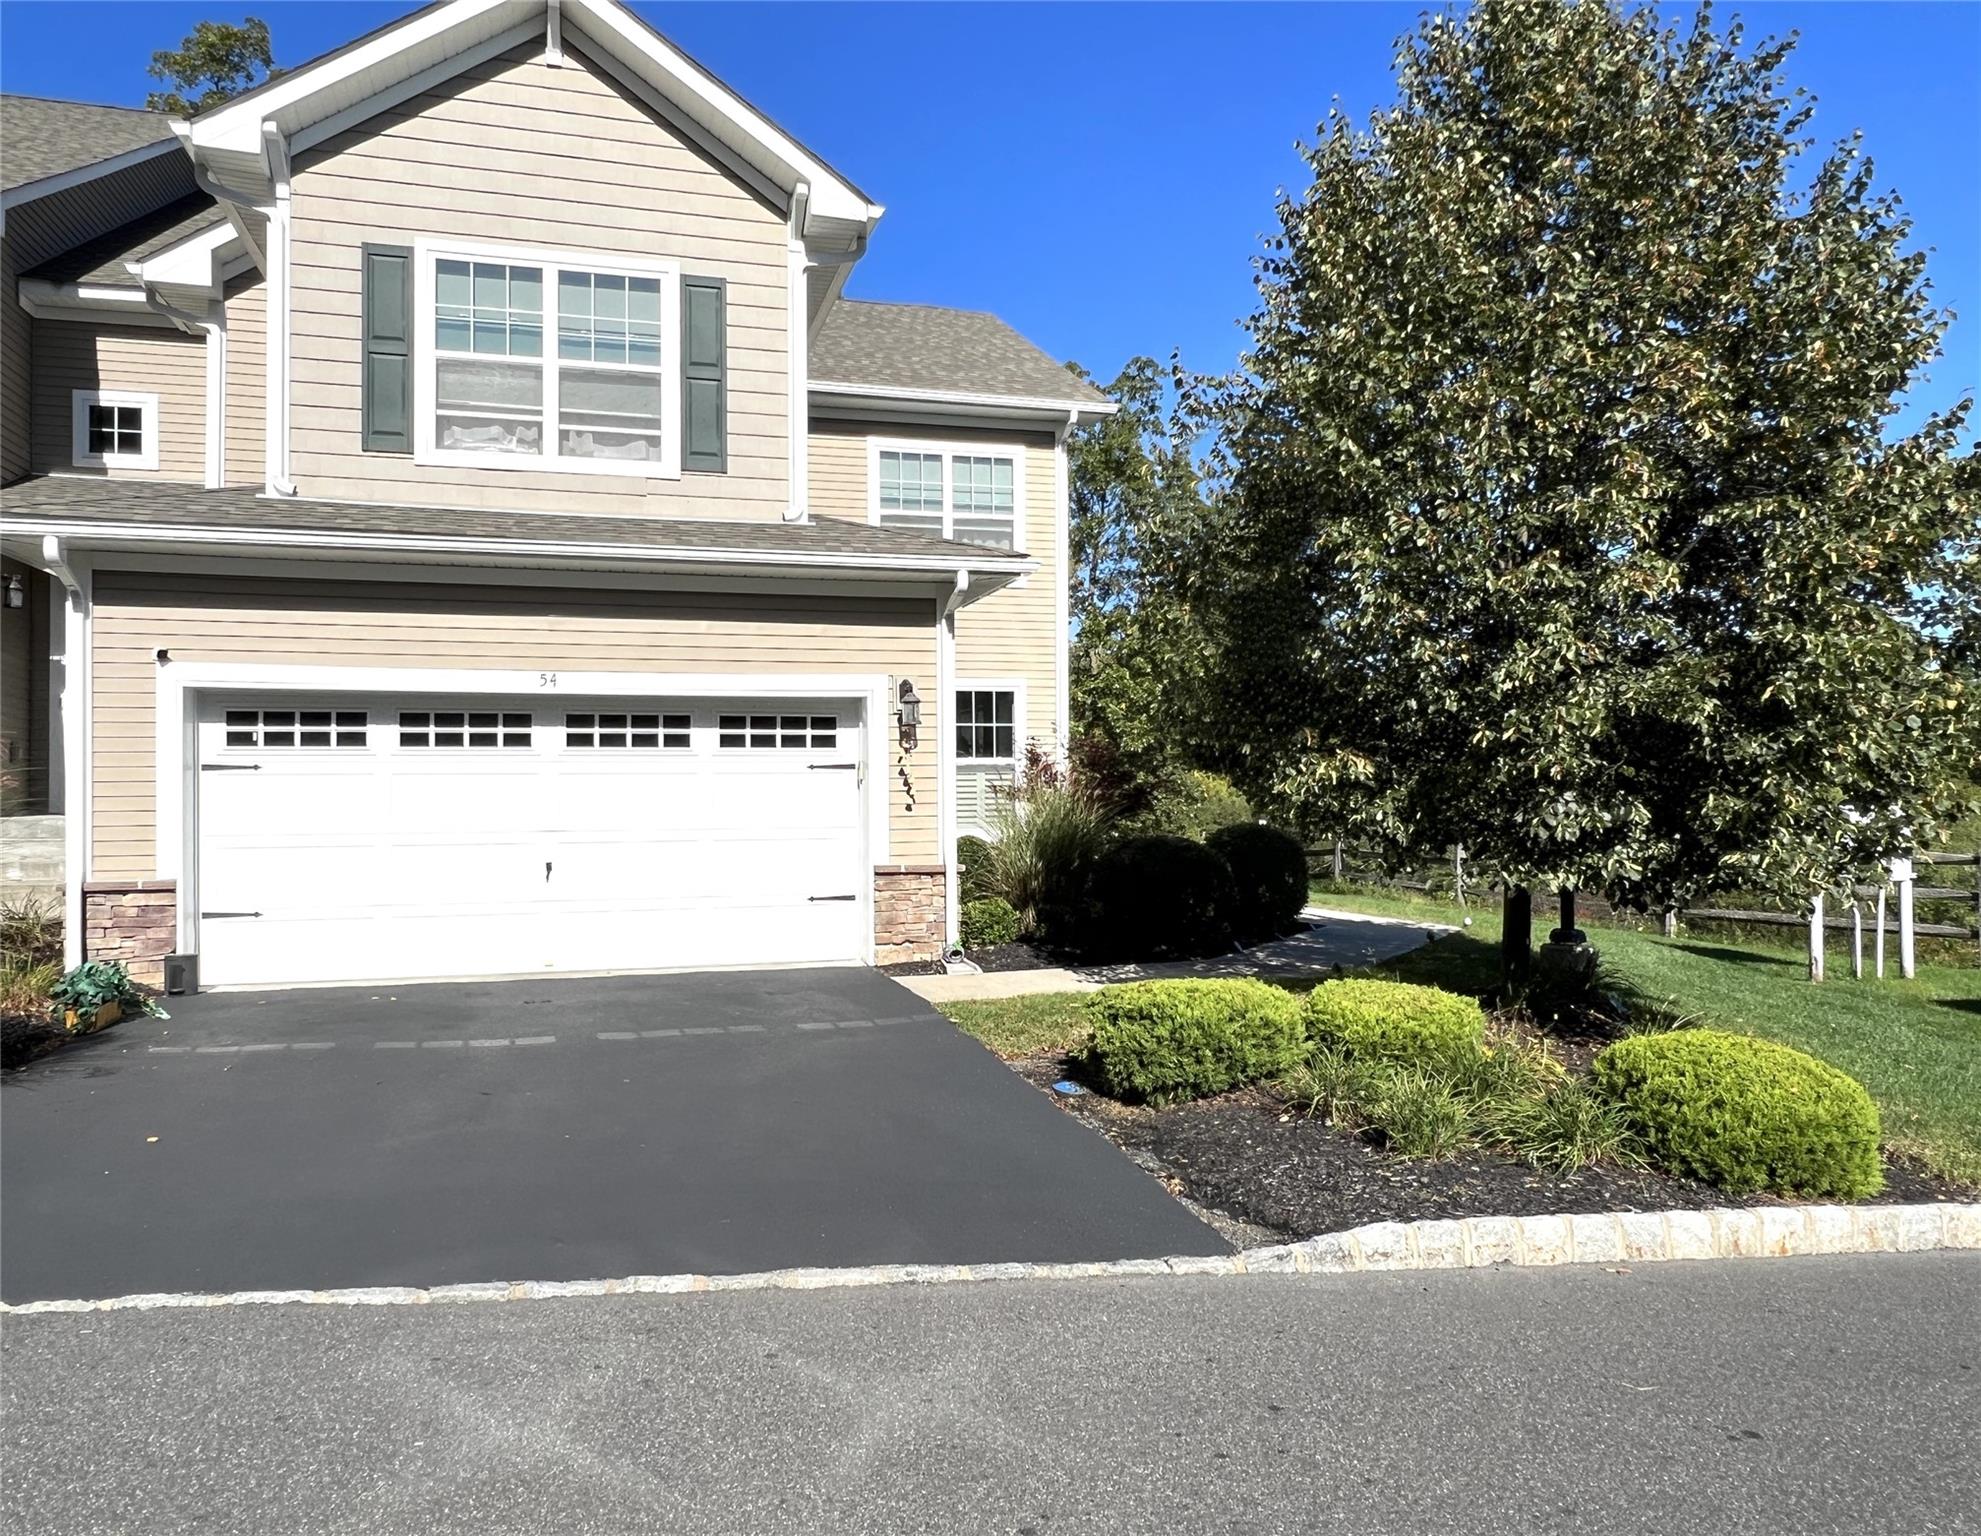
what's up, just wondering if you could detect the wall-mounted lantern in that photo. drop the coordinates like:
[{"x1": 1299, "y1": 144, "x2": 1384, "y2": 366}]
[
  {"x1": 896, "y1": 678, "x2": 922, "y2": 750},
  {"x1": 3, "y1": 573, "x2": 22, "y2": 610}
]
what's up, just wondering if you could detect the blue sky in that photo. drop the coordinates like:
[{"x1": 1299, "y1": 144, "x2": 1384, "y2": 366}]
[{"x1": 3, "y1": 1, "x2": 1974, "y2": 438}]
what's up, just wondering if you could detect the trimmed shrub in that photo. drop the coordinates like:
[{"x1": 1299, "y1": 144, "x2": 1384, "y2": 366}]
[
  {"x1": 960, "y1": 896, "x2": 1021, "y2": 949},
  {"x1": 1084, "y1": 833, "x2": 1235, "y2": 960},
  {"x1": 1205, "y1": 823, "x2": 1309, "y2": 939},
  {"x1": 1591, "y1": 1029, "x2": 1883, "y2": 1199},
  {"x1": 956, "y1": 835, "x2": 994, "y2": 903},
  {"x1": 1304, "y1": 979, "x2": 1486, "y2": 1067},
  {"x1": 1085, "y1": 979, "x2": 1305, "y2": 1106}
]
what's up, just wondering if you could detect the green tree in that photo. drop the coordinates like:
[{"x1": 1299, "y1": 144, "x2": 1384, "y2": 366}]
[
  {"x1": 1189, "y1": 0, "x2": 1976, "y2": 979},
  {"x1": 147, "y1": 17, "x2": 277, "y2": 116},
  {"x1": 1066, "y1": 357, "x2": 1210, "y2": 814}
]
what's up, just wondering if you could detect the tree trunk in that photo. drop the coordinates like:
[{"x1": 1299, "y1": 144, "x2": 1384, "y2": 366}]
[{"x1": 1501, "y1": 884, "x2": 1533, "y2": 990}]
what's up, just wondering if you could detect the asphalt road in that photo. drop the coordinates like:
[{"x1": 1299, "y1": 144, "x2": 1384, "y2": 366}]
[{"x1": 5, "y1": 1253, "x2": 1976, "y2": 1535}]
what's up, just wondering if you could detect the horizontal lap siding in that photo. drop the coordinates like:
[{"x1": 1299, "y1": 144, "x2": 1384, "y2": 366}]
[
  {"x1": 30, "y1": 320, "x2": 205, "y2": 481},
  {"x1": 88, "y1": 570, "x2": 938, "y2": 880},
  {"x1": 809, "y1": 419, "x2": 1061, "y2": 750},
  {"x1": 223, "y1": 273, "x2": 266, "y2": 487},
  {"x1": 287, "y1": 42, "x2": 789, "y2": 519}
]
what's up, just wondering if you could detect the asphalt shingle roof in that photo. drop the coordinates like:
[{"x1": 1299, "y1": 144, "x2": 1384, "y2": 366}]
[
  {"x1": 1, "y1": 94, "x2": 173, "y2": 194},
  {"x1": 24, "y1": 193, "x2": 223, "y2": 286},
  {"x1": 811, "y1": 300, "x2": 1109, "y2": 405},
  {"x1": 0, "y1": 478, "x2": 1030, "y2": 565}
]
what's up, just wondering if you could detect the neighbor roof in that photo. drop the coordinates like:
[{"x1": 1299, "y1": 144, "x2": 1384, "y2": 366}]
[
  {"x1": 0, "y1": 479, "x2": 1032, "y2": 572},
  {"x1": 811, "y1": 301, "x2": 1109, "y2": 406},
  {"x1": 24, "y1": 193, "x2": 223, "y2": 287},
  {"x1": 1, "y1": 94, "x2": 174, "y2": 194}
]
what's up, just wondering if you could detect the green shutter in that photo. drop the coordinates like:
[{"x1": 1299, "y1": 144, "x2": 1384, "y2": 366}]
[
  {"x1": 681, "y1": 274, "x2": 726, "y2": 473},
  {"x1": 361, "y1": 244, "x2": 412, "y2": 453}
]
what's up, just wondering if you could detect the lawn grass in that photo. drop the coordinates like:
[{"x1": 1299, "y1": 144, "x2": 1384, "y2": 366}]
[
  {"x1": 1316, "y1": 885, "x2": 1981, "y2": 1184},
  {"x1": 940, "y1": 991, "x2": 1095, "y2": 1059}
]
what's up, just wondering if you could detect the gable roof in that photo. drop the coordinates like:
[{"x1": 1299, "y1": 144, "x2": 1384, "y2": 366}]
[
  {"x1": 811, "y1": 301, "x2": 1111, "y2": 408},
  {"x1": 182, "y1": 0, "x2": 880, "y2": 236},
  {"x1": 1, "y1": 94, "x2": 175, "y2": 195},
  {"x1": 23, "y1": 192, "x2": 224, "y2": 287}
]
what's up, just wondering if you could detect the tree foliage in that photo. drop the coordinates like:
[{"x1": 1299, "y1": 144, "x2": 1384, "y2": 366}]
[
  {"x1": 1066, "y1": 358, "x2": 1211, "y2": 812},
  {"x1": 1188, "y1": 0, "x2": 1977, "y2": 912},
  {"x1": 147, "y1": 17, "x2": 277, "y2": 116}
]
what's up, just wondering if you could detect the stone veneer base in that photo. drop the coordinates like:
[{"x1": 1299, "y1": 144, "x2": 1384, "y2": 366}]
[
  {"x1": 874, "y1": 864, "x2": 946, "y2": 964},
  {"x1": 82, "y1": 880, "x2": 176, "y2": 987}
]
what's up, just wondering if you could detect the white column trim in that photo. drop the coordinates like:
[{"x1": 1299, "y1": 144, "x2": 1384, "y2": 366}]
[
  {"x1": 936, "y1": 575, "x2": 967, "y2": 948},
  {"x1": 261, "y1": 124, "x2": 295, "y2": 495},
  {"x1": 1053, "y1": 411, "x2": 1075, "y2": 755},
  {"x1": 785, "y1": 182, "x2": 811, "y2": 521}
]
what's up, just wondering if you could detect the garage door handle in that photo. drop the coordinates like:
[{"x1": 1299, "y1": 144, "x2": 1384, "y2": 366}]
[
  {"x1": 808, "y1": 894, "x2": 857, "y2": 903},
  {"x1": 808, "y1": 763, "x2": 857, "y2": 771},
  {"x1": 201, "y1": 911, "x2": 262, "y2": 919},
  {"x1": 201, "y1": 763, "x2": 260, "y2": 771}
]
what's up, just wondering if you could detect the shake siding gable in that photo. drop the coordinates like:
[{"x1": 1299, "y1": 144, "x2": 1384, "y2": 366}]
[
  {"x1": 29, "y1": 319, "x2": 205, "y2": 481},
  {"x1": 286, "y1": 41, "x2": 790, "y2": 518},
  {"x1": 88, "y1": 571, "x2": 941, "y2": 882},
  {"x1": 809, "y1": 419, "x2": 1062, "y2": 753}
]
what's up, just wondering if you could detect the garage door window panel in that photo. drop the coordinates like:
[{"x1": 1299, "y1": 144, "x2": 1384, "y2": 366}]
[
  {"x1": 566, "y1": 712, "x2": 690, "y2": 749},
  {"x1": 400, "y1": 710, "x2": 533, "y2": 748},
  {"x1": 718, "y1": 714, "x2": 837, "y2": 750},
  {"x1": 225, "y1": 708, "x2": 367, "y2": 749}
]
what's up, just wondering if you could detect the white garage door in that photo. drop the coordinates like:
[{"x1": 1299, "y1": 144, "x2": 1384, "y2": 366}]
[{"x1": 193, "y1": 693, "x2": 868, "y2": 987}]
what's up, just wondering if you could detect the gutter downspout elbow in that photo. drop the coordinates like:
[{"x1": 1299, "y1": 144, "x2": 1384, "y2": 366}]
[{"x1": 41, "y1": 535, "x2": 81, "y2": 604}]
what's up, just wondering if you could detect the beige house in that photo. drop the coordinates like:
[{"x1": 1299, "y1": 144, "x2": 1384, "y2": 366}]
[{"x1": 0, "y1": 0, "x2": 1111, "y2": 988}]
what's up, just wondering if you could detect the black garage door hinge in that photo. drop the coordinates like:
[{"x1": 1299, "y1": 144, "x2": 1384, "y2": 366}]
[
  {"x1": 201, "y1": 911, "x2": 262, "y2": 919},
  {"x1": 808, "y1": 894, "x2": 857, "y2": 903},
  {"x1": 807, "y1": 763, "x2": 858, "y2": 771},
  {"x1": 200, "y1": 763, "x2": 260, "y2": 771}
]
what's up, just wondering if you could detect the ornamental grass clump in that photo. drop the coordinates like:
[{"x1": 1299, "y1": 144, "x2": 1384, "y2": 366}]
[
  {"x1": 1304, "y1": 979, "x2": 1485, "y2": 1069},
  {"x1": 1591, "y1": 1029, "x2": 1882, "y2": 1199},
  {"x1": 1084, "y1": 979, "x2": 1305, "y2": 1106}
]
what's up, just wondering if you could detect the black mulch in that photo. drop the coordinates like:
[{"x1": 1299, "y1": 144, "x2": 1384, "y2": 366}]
[
  {"x1": 1012, "y1": 1055, "x2": 1974, "y2": 1238},
  {"x1": 1, "y1": 1014, "x2": 66, "y2": 1071}
]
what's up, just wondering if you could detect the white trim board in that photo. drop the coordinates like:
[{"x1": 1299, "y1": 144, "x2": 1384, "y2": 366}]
[{"x1": 152, "y1": 663, "x2": 896, "y2": 964}]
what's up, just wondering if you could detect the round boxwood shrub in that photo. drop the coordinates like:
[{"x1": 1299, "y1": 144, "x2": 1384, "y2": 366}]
[
  {"x1": 1084, "y1": 979, "x2": 1306, "y2": 1106},
  {"x1": 1591, "y1": 1029, "x2": 1883, "y2": 1199},
  {"x1": 1304, "y1": 979, "x2": 1486, "y2": 1067},
  {"x1": 1205, "y1": 823, "x2": 1309, "y2": 940},
  {"x1": 1083, "y1": 833, "x2": 1235, "y2": 960},
  {"x1": 957, "y1": 835, "x2": 994, "y2": 903},
  {"x1": 960, "y1": 896, "x2": 1021, "y2": 949}
]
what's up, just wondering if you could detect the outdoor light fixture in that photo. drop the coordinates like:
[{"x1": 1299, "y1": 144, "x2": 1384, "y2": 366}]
[
  {"x1": 897, "y1": 678, "x2": 922, "y2": 749},
  {"x1": 3, "y1": 574, "x2": 21, "y2": 610}
]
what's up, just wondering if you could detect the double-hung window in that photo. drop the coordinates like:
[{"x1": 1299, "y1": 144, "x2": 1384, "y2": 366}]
[
  {"x1": 417, "y1": 242, "x2": 679, "y2": 477},
  {"x1": 954, "y1": 683, "x2": 1023, "y2": 837},
  {"x1": 872, "y1": 442, "x2": 1021, "y2": 549}
]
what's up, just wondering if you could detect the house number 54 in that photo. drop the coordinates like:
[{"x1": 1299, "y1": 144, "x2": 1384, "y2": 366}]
[{"x1": 539, "y1": 672, "x2": 558, "y2": 688}]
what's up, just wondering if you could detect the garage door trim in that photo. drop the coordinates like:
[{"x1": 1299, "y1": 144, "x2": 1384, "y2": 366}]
[{"x1": 154, "y1": 664, "x2": 897, "y2": 967}]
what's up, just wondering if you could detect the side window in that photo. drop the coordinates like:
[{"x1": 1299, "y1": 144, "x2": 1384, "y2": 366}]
[
  {"x1": 72, "y1": 390, "x2": 159, "y2": 471},
  {"x1": 955, "y1": 690, "x2": 1016, "y2": 762}
]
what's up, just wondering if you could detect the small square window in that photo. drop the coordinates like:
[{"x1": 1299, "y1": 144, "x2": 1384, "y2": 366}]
[{"x1": 73, "y1": 391, "x2": 157, "y2": 469}]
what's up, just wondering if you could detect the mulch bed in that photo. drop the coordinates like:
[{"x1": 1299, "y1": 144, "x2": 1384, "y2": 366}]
[
  {"x1": 1010, "y1": 1053, "x2": 1975, "y2": 1239},
  {"x1": 1, "y1": 1014, "x2": 67, "y2": 1071}
]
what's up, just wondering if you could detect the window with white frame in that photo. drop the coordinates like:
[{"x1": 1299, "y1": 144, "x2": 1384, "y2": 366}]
[
  {"x1": 955, "y1": 689, "x2": 1017, "y2": 763},
  {"x1": 71, "y1": 390, "x2": 158, "y2": 471},
  {"x1": 420, "y1": 244, "x2": 677, "y2": 475},
  {"x1": 717, "y1": 714, "x2": 838, "y2": 750},
  {"x1": 873, "y1": 444, "x2": 1019, "y2": 548}
]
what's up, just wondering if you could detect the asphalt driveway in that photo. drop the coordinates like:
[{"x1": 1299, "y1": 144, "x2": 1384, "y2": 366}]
[{"x1": 0, "y1": 968, "x2": 1224, "y2": 1303}]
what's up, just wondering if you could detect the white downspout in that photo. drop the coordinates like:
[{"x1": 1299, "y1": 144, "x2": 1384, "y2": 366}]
[
  {"x1": 262, "y1": 122, "x2": 297, "y2": 496},
  {"x1": 784, "y1": 182, "x2": 811, "y2": 522},
  {"x1": 938, "y1": 569, "x2": 969, "y2": 948},
  {"x1": 39, "y1": 536, "x2": 89, "y2": 967},
  {"x1": 1053, "y1": 407, "x2": 1077, "y2": 759}
]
